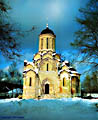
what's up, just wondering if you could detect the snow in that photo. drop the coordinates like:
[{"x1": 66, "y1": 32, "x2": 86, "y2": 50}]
[
  {"x1": 35, "y1": 68, "x2": 38, "y2": 74},
  {"x1": 70, "y1": 74, "x2": 77, "y2": 77},
  {"x1": 0, "y1": 98, "x2": 21, "y2": 103},
  {"x1": 23, "y1": 69, "x2": 32, "y2": 73},
  {"x1": 8, "y1": 88, "x2": 22, "y2": 94},
  {"x1": 58, "y1": 69, "x2": 64, "y2": 74},
  {"x1": 64, "y1": 60, "x2": 69, "y2": 63},
  {"x1": 55, "y1": 58, "x2": 61, "y2": 61},
  {"x1": 52, "y1": 52, "x2": 56, "y2": 56},
  {"x1": 23, "y1": 69, "x2": 37, "y2": 74},
  {"x1": 40, "y1": 52, "x2": 46, "y2": 56},
  {"x1": 87, "y1": 93, "x2": 98, "y2": 97},
  {"x1": 61, "y1": 61, "x2": 69, "y2": 67},
  {"x1": 24, "y1": 60, "x2": 27, "y2": 63},
  {"x1": 0, "y1": 98, "x2": 98, "y2": 120},
  {"x1": 1, "y1": 78, "x2": 6, "y2": 81},
  {"x1": 24, "y1": 60, "x2": 34, "y2": 66},
  {"x1": 71, "y1": 71, "x2": 79, "y2": 74},
  {"x1": 27, "y1": 62, "x2": 34, "y2": 66},
  {"x1": 58, "y1": 69, "x2": 70, "y2": 75}
]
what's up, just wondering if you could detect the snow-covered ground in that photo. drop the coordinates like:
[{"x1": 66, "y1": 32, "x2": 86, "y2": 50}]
[{"x1": 0, "y1": 98, "x2": 98, "y2": 120}]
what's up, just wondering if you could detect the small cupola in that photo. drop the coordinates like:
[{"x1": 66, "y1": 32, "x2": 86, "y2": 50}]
[
  {"x1": 39, "y1": 24, "x2": 56, "y2": 52},
  {"x1": 40, "y1": 24, "x2": 55, "y2": 36}
]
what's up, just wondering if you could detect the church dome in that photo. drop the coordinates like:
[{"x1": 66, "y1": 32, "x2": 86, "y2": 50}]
[{"x1": 40, "y1": 25, "x2": 55, "y2": 36}]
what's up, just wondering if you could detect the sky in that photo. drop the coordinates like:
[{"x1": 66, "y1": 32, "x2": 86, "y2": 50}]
[
  {"x1": 8, "y1": 0, "x2": 88, "y2": 51},
  {"x1": 0, "y1": 0, "x2": 89, "y2": 81}
]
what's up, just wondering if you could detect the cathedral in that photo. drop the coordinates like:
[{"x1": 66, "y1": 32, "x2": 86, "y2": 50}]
[{"x1": 23, "y1": 25, "x2": 81, "y2": 99}]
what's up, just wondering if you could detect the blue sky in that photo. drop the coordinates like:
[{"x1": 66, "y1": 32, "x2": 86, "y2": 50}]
[
  {"x1": 0, "y1": 0, "x2": 89, "y2": 81},
  {"x1": 8, "y1": 0, "x2": 88, "y2": 51}
]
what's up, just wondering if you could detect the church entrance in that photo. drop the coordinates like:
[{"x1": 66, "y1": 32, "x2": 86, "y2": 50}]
[{"x1": 45, "y1": 84, "x2": 49, "y2": 94}]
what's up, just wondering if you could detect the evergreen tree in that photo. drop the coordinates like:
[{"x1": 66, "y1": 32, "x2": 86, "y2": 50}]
[
  {"x1": 82, "y1": 74, "x2": 91, "y2": 93},
  {"x1": 71, "y1": 0, "x2": 98, "y2": 70},
  {"x1": 8, "y1": 62, "x2": 23, "y2": 84},
  {"x1": 82, "y1": 72, "x2": 98, "y2": 93},
  {"x1": 91, "y1": 72, "x2": 98, "y2": 92},
  {"x1": 0, "y1": 70, "x2": 5, "y2": 81}
]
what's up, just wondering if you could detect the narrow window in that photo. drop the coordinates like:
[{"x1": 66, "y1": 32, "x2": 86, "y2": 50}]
[
  {"x1": 25, "y1": 80, "x2": 26, "y2": 86},
  {"x1": 41, "y1": 38, "x2": 43, "y2": 49},
  {"x1": 47, "y1": 63, "x2": 49, "y2": 71},
  {"x1": 47, "y1": 38, "x2": 48, "y2": 49},
  {"x1": 63, "y1": 78, "x2": 66, "y2": 87},
  {"x1": 52, "y1": 38, "x2": 54, "y2": 49},
  {"x1": 29, "y1": 77, "x2": 32, "y2": 86}
]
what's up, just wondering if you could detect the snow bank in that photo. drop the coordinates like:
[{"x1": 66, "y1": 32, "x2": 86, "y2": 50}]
[
  {"x1": 0, "y1": 98, "x2": 21, "y2": 103},
  {"x1": 0, "y1": 98, "x2": 98, "y2": 120}
]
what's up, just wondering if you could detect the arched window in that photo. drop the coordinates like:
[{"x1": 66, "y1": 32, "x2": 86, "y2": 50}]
[
  {"x1": 45, "y1": 84, "x2": 49, "y2": 94},
  {"x1": 47, "y1": 63, "x2": 49, "y2": 71},
  {"x1": 47, "y1": 38, "x2": 48, "y2": 49},
  {"x1": 63, "y1": 78, "x2": 66, "y2": 87},
  {"x1": 25, "y1": 80, "x2": 26, "y2": 86},
  {"x1": 29, "y1": 77, "x2": 32, "y2": 86},
  {"x1": 41, "y1": 38, "x2": 43, "y2": 49}
]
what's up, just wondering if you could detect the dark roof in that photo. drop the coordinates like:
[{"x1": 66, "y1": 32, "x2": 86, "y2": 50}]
[
  {"x1": 40, "y1": 27, "x2": 55, "y2": 36},
  {"x1": 69, "y1": 68, "x2": 76, "y2": 71}
]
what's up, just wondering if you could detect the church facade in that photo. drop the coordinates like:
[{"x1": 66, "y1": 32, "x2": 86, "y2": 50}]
[{"x1": 23, "y1": 25, "x2": 81, "y2": 99}]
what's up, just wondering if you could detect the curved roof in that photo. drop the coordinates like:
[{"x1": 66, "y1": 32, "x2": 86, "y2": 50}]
[{"x1": 40, "y1": 27, "x2": 55, "y2": 36}]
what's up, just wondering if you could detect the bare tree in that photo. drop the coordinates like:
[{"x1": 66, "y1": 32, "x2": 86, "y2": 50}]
[
  {"x1": 0, "y1": 0, "x2": 23, "y2": 59},
  {"x1": 71, "y1": 0, "x2": 98, "y2": 71}
]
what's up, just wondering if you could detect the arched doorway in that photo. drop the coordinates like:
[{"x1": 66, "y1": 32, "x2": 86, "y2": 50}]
[{"x1": 45, "y1": 84, "x2": 49, "y2": 94}]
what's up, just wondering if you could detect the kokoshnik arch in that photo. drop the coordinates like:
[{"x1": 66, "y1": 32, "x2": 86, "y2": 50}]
[{"x1": 23, "y1": 24, "x2": 81, "y2": 99}]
